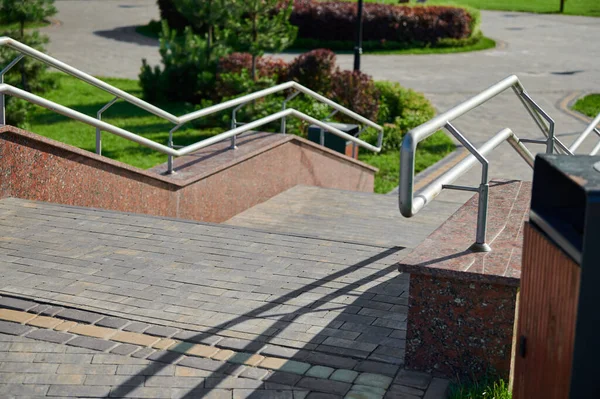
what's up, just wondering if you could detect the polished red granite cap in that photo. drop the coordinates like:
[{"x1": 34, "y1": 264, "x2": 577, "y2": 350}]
[{"x1": 397, "y1": 179, "x2": 531, "y2": 287}]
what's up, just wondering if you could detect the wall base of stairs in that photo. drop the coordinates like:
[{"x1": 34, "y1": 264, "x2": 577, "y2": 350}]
[{"x1": 0, "y1": 126, "x2": 376, "y2": 223}]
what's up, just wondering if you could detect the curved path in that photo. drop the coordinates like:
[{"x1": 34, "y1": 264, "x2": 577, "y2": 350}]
[{"x1": 38, "y1": 0, "x2": 600, "y2": 193}]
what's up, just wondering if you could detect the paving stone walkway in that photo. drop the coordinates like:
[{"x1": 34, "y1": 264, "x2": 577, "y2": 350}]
[{"x1": 0, "y1": 198, "x2": 450, "y2": 398}]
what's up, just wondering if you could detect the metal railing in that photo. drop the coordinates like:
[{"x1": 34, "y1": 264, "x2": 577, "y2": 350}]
[
  {"x1": 0, "y1": 37, "x2": 383, "y2": 174},
  {"x1": 571, "y1": 112, "x2": 600, "y2": 155},
  {"x1": 399, "y1": 74, "x2": 578, "y2": 252}
]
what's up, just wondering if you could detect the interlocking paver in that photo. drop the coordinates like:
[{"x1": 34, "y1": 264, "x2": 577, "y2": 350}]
[
  {"x1": 423, "y1": 378, "x2": 450, "y2": 399},
  {"x1": 0, "y1": 383, "x2": 50, "y2": 396},
  {"x1": 54, "y1": 321, "x2": 78, "y2": 332},
  {"x1": 26, "y1": 329, "x2": 74, "y2": 344},
  {"x1": 111, "y1": 331, "x2": 160, "y2": 347},
  {"x1": 393, "y1": 370, "x2": 432, "y2": 391},
  {"x1": 173, "y1": 330, "x2": 222, "y2": 345},
  {"x1": 68, "y1": 324, "x2": 116, "y2": 339},
  {"x1": 305, "y1": 393, "x2": 342, "y2": 399},
  {"x1": 239, "y1": 366, "x2": 270, "y2": 380},
  {"x1": 265, "y1": 371, "x2": 302, "y2": 387},
  {"x1": 354, "y1": 374, "x2": 393, "y2": 389},
  {"x1": 109, "y1": 385, "x2": 172, "y2": 398},
  {"x1": 260, "y1": 358, "x2": 311, "y2": 375},
  {"x1": 297, "y1": 377, "x2": 351, "y2": 395},
  {"x1": 122, "y1": 321, "x2": 151, "y2": 333},
  {"x1": 205, "y1": 376, "x2": 263, "y2": 389},
  {"x1": 178, "y1": 356, "x2": 239, "y2": 374},
  {"x1": 346, "y1": 386, "x2": 385, "y2": 399},
  {"x1": 152, "y1": 338, "x2": 177, "y2": 350},
  {"x1": 228, "y1": 353, "x2": 265, "y2": 366},
  {"x1": 0, "y1": 320, "x2": 35, "y2": 336},
  {"x1": 305, "y1": 353, "x2": 358, "y2": 370},
  {"x1": 23, "y1": 373, "x2": 86, "y2": 385},
  {"x1": 56, "y1": 309, "x2": 104, "y2": 324},
  {"x1": 111, "y1": 343, "x2": 142, "y2": 356},
  {"x1": 145, "y1": 325, "x2": 179, "y2": 337},
  {"x1": 213, "y1": 349, "x2": 235, "y2": 361},
  {"x1": 33, "y1": 353, "x2": 94, "y2": 364},
  {"x1": 0, "y1": 297, "x2": 38, "y2": 311},
  {"x1": 67, "y1": 336, "x2": 118, "y2": 352},
  {"x1": 306, "y1": 366, "x2": 335, "y2": 379},
  {"x1": 131, "y1": 347, "x2": 155, "y2": 358},
  {"x1": 330, "y1": 369, "x2": 359, "y2": 384},
  {"x1": 386, "y1": 384, "x2": 424, "y2": 397},
  {"x1": 172, "y1": 387, "x2": 233, "y2": 399},
  {"x1": 234, "y1": 389, "x2": 293, "y2": 399},
  {"x1": 95, "y1": 316, "x2": 130, "y2": 329},
  {"x1": 57, "y1": 364, "x2": 117, "y2": 375},
  {"x1": 27, "y1": 315, "x2": 63, "y2": 329},
  {"x1": 0, "y1": 308, "x2": 37, "y2": 323},
  {"x1": 47, "y1": 385, "x2": 112, "y2": 397}
]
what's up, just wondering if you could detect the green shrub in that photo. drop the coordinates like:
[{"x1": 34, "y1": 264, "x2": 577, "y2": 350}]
[
  {"x1": 156, "y1": 0, "x2": 193, "y2": 32},
  {"x1": 330, "y1": 70, "x2": 380, "y2": 123},
  {"x1": 365, "y1": 81, "x2": 435, "y2": 153},
  {"x1": 216, "y1": 69, "x2": 279, "y2": 101},
  {"x1": 287, "y1": 49, "x2": 337, "y2": 95},
  {"x1": 139, "y1": 21, "x2": 228, "y2": 103}
]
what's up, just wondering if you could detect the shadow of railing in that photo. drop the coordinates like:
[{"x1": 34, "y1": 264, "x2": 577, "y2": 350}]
[{"x1": 108, "y1": 245, "x2": 407, "y2": 398}]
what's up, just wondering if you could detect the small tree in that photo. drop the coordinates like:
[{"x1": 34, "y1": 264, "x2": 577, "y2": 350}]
[
  {"x1": 227, "y1": 0, "x2": 297, "y2": 80},
  {"x1": 139, "y1": 21, "x2": 229, "y2": 103},
  {"x1": 0, "y1": 0, "x2": 57, "y2": 127},
  {"x1": 172, "y1": 0, "x2": 232, "y2": 60}
]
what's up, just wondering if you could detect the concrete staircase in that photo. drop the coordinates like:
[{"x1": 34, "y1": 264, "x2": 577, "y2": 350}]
[
  {"x1": 226, "y1": 185, "x2": 465, "y2": 249},
  {"x1": 0, "y1": 197, "x2": 453, "y2": 398}
]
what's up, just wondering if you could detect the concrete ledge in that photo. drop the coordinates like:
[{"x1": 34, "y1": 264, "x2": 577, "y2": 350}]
[
  {"x1": 0, "y1": 126, "x2": 376, "y2": 222},
  {"x1": 397, "y1": 179, "x2": 531, "y2": 380}
]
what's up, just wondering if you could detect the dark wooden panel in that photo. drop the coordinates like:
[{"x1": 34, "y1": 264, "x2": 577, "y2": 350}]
[{"x1": 513, "y1": 223, "x2": 580, "y2": 399}]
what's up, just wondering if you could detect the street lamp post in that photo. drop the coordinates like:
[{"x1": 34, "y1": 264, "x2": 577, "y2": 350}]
[{"x1": 353, "y1": 0, "x2": 363, "y2": 71}]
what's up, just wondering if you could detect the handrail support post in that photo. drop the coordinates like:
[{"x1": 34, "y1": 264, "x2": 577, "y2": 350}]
[
  {"x1": 0, "y1": 54, "x2": 25, "y2": 125},
  {"x1": 167, "y1": 123, "x2": 183, "y2": 174},
  {"x1": 230, "y1": 102, "x2": 247, "y2": 149},
  {"x1": 281, "y1": 91, "x2": 300, "y2": 134},
  {"x1": 95, "y1": 96, "x2": 118, "y2": 156},
  {"x1": 445, "y1": 122, "x2": 491, "y2": 252}
]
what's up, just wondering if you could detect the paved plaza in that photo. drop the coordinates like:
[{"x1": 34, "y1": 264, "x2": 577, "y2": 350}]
[
  {"x1": 0, "y1": 1, "x2": 598, "y2": 397},
  {"x1": 0, "y1": 198, "x2": 453, "y2": 397}
]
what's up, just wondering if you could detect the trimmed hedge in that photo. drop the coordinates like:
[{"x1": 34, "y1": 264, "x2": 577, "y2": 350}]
[
  {"x1": 157, "y1": 0, "x2": 475, "y2": 47},
  {"x1": 291, "y1": 1, "x2": 472, "y2": 44}
]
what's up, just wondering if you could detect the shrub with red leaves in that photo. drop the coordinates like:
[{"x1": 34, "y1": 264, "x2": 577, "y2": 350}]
[
  {"x1": 291, "y1": 1, "x2": 472, "y2": 44},
  {"x1": 287, "y1": 49, "x2": 336, "y2": 95},
  {"x1": 330, "y1": 70, "x2": 380, "y2": 122},
  {"x1": 218, "y1": 52, "x2": 289, "y2": 82}
]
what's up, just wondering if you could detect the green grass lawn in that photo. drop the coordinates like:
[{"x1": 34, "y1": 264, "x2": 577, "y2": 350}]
[
  {"x1": 0, "y1": 21, "x2": 50, "y2": 32},
  {"x1": 370, "y1": 0, "x2": 599, "y2": 17},
  {"x1": 572, "y1": 94, "x2": 600, "y2": 118},
  {"x1": 25, "y1": 74, "x2": 221, "y2": 169},
  {"x1": 21, "y1": 73, "x2": 453, "y2": 193},
  {"x1": 360, "y1": 131, "x2": 454, "y2": 193},
  {"x1": 448, "y1": 378, "x2": 511, "y2": 399}
]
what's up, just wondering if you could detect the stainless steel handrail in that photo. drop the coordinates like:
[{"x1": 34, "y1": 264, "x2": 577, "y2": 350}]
[
  {"x1": 399, "y1": 75, "x2": 569, "y2": 252},
  {"x1": 0, "y1": 37, "x2": 383, "y2": 173},
  {"x1": 572, "y1": 112, "x2": 600, "y2": 154},
  {"x1": 0, "y1": 84, "x2": 382, "y2": 155}
]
